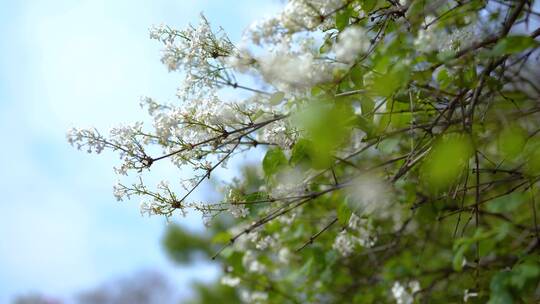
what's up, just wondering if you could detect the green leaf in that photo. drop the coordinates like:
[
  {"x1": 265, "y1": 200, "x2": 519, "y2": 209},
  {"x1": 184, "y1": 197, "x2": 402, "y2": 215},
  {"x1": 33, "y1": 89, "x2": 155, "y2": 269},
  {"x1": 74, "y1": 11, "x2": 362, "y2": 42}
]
[
  {"x1": 371, "y1": 63, "x2": 411, "y2": 97},
  {"x1": 263, "y1": 147, "x2": 287, "y2": 177},
  {"x1": 411, "y1": 69, "x2": 432, "y2": 84},
  {"x1": 335, "y1": 8, "x2": 351, "y2": 31},
  {"x1": 354, "y1": 115, "x2": 375, "y2": 137},
  {"x1": 337, "y1": 200, "x2": 352, "y2": 226},
  {"x1": 436, "y1": 68, "x2": 452, "y2": 90},
  {"x1": 498, "y1": 124, "x2": 527, "y2": 160},
  {"x1": 510, "y1": 261, "x2": 540, "y2": 290},
  {"x1": 268, "y1": 91, "x2": 285, "y2": 105},
  {"x1": 420, "y1": 134, "x2": 473, "y2": 193},
  {"x1": 211, "y1": 231, "x2": 232, "y2": 244},
  {"x1": 489, "y1": 272, "x2": 514, "y2": 304},
  {"x1": 486, "y1": 192, "x2": 526, "y2": 213},
  {"x1": 453, "y1": 244, "x2": 468, "y2": 272},
  {"x1": 491, "y1": 35, "x2": 539, "y2": 56},
  {"x1": 290, "y1": 138, "x2": 312, "y2": 166}
]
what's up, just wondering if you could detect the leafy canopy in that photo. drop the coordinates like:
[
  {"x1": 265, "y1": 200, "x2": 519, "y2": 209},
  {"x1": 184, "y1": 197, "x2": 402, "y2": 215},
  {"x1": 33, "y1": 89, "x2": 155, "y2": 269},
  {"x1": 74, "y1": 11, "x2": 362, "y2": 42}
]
[{"x1": 69, "y1": 0, "x2": 540, "y2": 303}]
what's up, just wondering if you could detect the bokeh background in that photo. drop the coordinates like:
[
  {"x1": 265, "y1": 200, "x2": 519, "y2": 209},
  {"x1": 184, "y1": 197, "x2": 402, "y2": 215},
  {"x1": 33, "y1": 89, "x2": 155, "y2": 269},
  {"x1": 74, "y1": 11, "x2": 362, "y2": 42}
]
[{"x1": 0, "y1": 0, "x2": 281, "y2": 302}]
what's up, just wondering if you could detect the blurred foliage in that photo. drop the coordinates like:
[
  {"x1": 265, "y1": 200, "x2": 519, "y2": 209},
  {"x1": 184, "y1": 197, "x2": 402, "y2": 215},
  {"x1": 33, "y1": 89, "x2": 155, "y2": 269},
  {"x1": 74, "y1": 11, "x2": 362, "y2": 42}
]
[
  {"x1": 66, "y1": 0, "x2": 540, "y2": 302},
  {"x1": 158, "y1": 0, "x2": 540, "y2": 302}
]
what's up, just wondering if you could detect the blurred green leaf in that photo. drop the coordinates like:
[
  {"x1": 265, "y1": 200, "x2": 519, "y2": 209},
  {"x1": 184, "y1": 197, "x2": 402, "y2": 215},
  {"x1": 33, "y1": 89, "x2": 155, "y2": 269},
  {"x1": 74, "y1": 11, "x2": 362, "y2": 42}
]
[
  {"x1": 498, "y1": 124, "x2": 527, "y2": 160},
  {"x1": 420, "y1": 134, "x2": 473, "y2": 193},
  {"x1": 263, "y1": 147, "x2": 287, "y2": 177},
  {"x1": 491, "y1": 35, "x2": 539, "y2": 56}
]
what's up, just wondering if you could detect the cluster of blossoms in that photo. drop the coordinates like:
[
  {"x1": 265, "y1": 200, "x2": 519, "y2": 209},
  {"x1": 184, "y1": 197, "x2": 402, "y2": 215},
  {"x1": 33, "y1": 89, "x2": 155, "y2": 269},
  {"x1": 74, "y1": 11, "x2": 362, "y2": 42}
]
[
  {"x1": 70, "y1": 0, "x2": 540, "y2": 302},
  {"x1": 391, "y1": 281, "x2": 421, "y2": 304},
  {"x1": 333, "y1": 26, "x2": 370, "y2": 63},
  {"x1": 67, "y1": 122, "x2": 151, "y2": 175},
  {"x1": 414, "y1": 15, "x2": 477, "y2": 54},
  {"x1": 332, "y1": 213, "x2": 376, "y2": 256},
  {"x1": 148, "y1": 15, "x2": 234, "y2": 100},
  {"x1": 247, "y1": 0, "x2": 348, "y2": 45}
]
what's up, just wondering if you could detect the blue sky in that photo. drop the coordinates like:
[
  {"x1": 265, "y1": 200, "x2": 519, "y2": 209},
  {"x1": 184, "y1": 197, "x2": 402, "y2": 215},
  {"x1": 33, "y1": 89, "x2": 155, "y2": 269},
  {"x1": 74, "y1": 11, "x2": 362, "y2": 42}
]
[{"x1": 0, "y1": 0, "x2": 281, "y2": 302}]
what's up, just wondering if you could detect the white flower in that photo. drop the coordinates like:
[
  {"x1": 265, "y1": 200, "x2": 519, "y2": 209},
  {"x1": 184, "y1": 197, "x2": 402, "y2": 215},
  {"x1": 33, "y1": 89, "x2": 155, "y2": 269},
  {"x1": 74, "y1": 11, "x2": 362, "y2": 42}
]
[
  {"x1": 224, "y1": 47, "x2": 254, "y2": 73},
  {"x1": 66, "y1": 127, "x2": 106, "y2": 154},
  {"x1": 229, "y1": 203, "x2": 249, "y2": 218},
  {"x1": 347, "y1": 174, "x2": 393, "y2": 216},
  {"x1": 334, "y1": 26, "x2": 369, "y2": 63},
  {"x1": 149, "y1": 23, "x2": 167, "y2": 41},
  {"x1": 259, "y1": 120, "x2": 295, "y2": 149},
  {"x1": 242, "y1": 250, "x2": 266, "y2": 274},
  {"x1": 463, "y1": 289, "x2": 478, "y2": 302},
  {"x1": 414, "y1": 16, "x2": 476, "y2": 53},
  {"x1": 255, "y1": 235, "x2": 275, "y2": 250},
  {"x1": 220, "y1": 275, "x2": 241, "y2": 287},
  {"x1": 391, "y1": 281, "x2": 420, "y2": 304},
  {"x1": 240, "y1": 290, "x2": 269, "y2": 303},
  {"x1": 245, "y1": 0, "x2": 347, "y2": 44},
  {"x1": 278, "y1": 248, "x2": 290, "y2": 264},
  {"x1": 157, "y1": 180, "x2": 170, "y2": 191},
  {"x1": 225, "y1": 189, "x2": 250, "y2": 218},
  {"x1": 112, "y1": 182, "x2": 128, "y2": 201},
  {"x1": 256, "y1": 46, "x2": 335, "y2": 92},
  {"x1": 139, "y1": 200, "x2": 158, "y2": 217},
  {"x1": 348, "y1": 213, "x2": 377, "y2": 247},
  {"x1": 332, "y1": 230, "x2": 357, "y2": 257}
]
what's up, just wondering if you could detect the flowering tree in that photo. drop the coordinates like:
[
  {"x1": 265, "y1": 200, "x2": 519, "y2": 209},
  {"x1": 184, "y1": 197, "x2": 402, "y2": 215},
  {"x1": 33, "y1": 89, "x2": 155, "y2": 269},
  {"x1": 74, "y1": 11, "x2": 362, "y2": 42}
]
[{"x1": 68, "y1": 0, "x2": 540, "y2": 302}]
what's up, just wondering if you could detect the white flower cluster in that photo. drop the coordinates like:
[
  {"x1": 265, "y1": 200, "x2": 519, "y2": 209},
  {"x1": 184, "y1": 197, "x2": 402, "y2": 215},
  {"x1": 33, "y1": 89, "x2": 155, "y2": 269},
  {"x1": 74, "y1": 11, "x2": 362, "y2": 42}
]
[
  {"x1": 256, "y1": 46, "x2": 335, "y2": 93},
  {"x1": 247, "y1": 0, "x2": 347, "y2": 45},
  {"x1": 149, "y1": 14, "x2": 234, "y2": 99},
  {"x1": 254, "y1": 235, "x2": 276, "y2": 250},
  {"x1": 113, "y1": 182, "x2": 129, "y2": 201},
  {"x1": 414, "y1": 16, "x2": 475, "y2": 54},
  {"x1": 67, "y1": 127, "x2": 106, "y2": 154},
  {"x1": 138, "y1": 180, "x2": 184, "y2": 217},
  {"x1": 391, "y1": 281, "x2": 420, "y2": 304},
  {"x1": 332, "y1": 230, "x2": 357, "y2": 257},
  {"x1": 334, "y1": 26, "x2": 370, "y2": 63},
  {"x1": 67, "y1": 122, "x2": 149, "y2": 175},
  {"x1": 348, "y1": 213, "x2": 377, "y2": 247},
  {"x1": 224, "y1": 189, "x2": 249, "y2": 218},
  {"x1": 270, "y1": 168, "x2": 310, "y2": 198},
  {"x1": 242, "y1": 250, "x2": 266, "y2": 274},
  {"x1": 220, "y1": 275, "x2": 241, "y2": 287},
  {"x1": 348, "y1": 174, "x2": 393, "y2": 216},
  {"x1": 240, "y1": 290, "x2": 269, "y2": 303},
  {"x1": 258, "y1": 119, "x2": 296, "y2": 148},
  {"x1": 277, "y1": 247, "x2": 291, "y2": 264},
  {"x1": 332, "y1": 213, "x2": 377, "y2": 257}
]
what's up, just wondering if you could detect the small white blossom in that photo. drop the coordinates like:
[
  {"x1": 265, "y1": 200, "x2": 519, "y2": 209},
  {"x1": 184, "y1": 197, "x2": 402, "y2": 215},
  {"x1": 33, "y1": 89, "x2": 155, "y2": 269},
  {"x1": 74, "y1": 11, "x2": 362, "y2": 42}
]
[
  {"x1": 139, "y1": 200, "x2": 158, "y2": 217},
  {"x1": 112, "y1": 182, "x2": 128, "y2": 201},
  {"x1": 242, "y1": 250, "x2": 266, "y2": 274},
  {"x1": 278, "y1": 247, "x2": 290, "y2": 264},
  {"x1": 332, "y1": 230, "x2": 357, "y2": 257},
  {"x1": 220, "y1": 275, "x2": 241, "y2": 287},
  {"x1": 255, "y1": 235, "x2": 275, "y2": 250},
  {"x1": 348, "y1": 213, "x2": 377, "y2": 247},
  {"x1": 463, "y1": 289, "x2": 478, "y2": 302},
  {"x1": 414, "y1": 16, "x2": 476, "y2": 53},
  {"x1": 257, "y1": 46, "x2": 335, "y2": 92},
  {"x1": 391, "y1": 281, "x2": 420, "y2": 304},
  {"x1": 229, "y1": 203, "x2": 249, "y2": 218},
  {"x1": 240, "y1": 290, "x2": 269, "y2": 303},
  {"x1": 246, "y1": 0, "x2": 347, "y2": 44}
]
